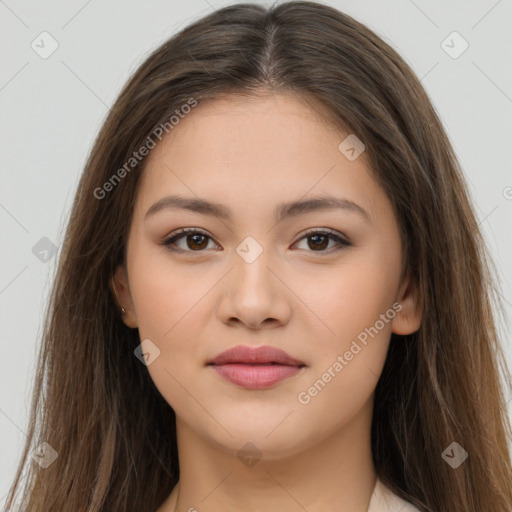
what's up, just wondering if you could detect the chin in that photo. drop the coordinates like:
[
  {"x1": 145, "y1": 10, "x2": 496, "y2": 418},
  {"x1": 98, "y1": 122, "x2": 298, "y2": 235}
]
[{"x1": 201, "y1": 419, "x2": 315, "y2": 460}]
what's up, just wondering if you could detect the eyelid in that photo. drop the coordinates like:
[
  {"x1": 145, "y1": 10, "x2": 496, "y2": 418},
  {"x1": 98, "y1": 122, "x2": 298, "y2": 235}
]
[
  {"x1": 162, "y1": 227, "x2": 221, "y2": 251},
  {"x1": 291, "y1": 228, "x2": 351, "y2": 252},
  {"x1": 295, "y1": 227, "x2": 349, "y2": 243}
]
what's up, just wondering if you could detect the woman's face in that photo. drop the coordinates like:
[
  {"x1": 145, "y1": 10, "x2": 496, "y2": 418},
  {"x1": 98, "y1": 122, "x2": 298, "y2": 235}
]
[{"x1": 113, "y1": 92, "x2": 420, "y2": 458}]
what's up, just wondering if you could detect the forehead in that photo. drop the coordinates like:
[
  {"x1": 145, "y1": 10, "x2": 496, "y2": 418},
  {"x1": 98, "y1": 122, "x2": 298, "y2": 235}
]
[
  {"x1": 134, "y1": 92, "x2": 380, "y2": 221},
  {"x1": 166, "y1": 92, "x2": 350, "y2": 153}
]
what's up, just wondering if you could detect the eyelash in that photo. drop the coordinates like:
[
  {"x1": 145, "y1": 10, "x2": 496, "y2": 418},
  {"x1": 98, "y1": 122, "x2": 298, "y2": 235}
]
[{"x1": 161, "y1": 227, "x2": 352, "y2": 254}]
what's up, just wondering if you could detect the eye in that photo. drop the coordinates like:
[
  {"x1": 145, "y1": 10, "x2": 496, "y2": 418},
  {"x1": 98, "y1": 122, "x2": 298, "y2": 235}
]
[
  {"x1": 293, "y1": 229, "x2": 351, "y2": 253},
  {"x1": 161, "y1": 228, "x2": 351, "y2": 254},
  {"x1": 162, "y1": 228, "x2": 220, "y2": 252}
]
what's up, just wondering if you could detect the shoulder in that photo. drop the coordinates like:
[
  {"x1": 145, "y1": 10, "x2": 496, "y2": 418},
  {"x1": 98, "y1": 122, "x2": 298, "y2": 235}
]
[{"x1": 367, "y1": 478, "x2": 421, "y2": 512}]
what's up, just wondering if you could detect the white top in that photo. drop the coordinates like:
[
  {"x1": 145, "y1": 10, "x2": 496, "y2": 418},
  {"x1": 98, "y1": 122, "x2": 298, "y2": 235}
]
[
  {"x1": 367, "y1": 479, "x2": 420, "y2": 511},
  {"x1": 155, "y1": 477, "x2": 420, "y2": 512}
]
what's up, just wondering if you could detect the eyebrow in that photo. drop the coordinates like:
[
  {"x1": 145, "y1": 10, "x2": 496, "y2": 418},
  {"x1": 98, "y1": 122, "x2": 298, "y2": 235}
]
[{"x1": 144, "y1": 194, "x2": 371, "y2": 224}]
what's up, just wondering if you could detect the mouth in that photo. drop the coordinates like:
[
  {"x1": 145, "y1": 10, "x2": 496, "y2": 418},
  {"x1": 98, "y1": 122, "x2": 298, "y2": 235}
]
[{"x1": 207, "y1": 345, "x2": 306, "y2": 389}]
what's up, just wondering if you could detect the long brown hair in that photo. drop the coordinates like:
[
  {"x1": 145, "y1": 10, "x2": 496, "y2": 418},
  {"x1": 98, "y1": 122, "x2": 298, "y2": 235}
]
[{"x1": 5, "y1": 2, "x2": 512, "y2": 510}]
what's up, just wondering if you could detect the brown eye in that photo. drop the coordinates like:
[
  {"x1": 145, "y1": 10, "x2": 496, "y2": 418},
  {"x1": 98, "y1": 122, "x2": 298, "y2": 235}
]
[
  {"x1": 162, "y1": 228, "x2": 218, "y2": 252},
  {"x1": 162, "y1": 228, "x2": 351, "y2": 254},
  {"x1": 294, "y1": 229, "x2": 351, "y2": 253},
  {"x1": 184, "y1": 233, "x2": 209, "y2": 250},
  {"x1": 307, "y1": 233, "x2": 330, "y2": 251}
]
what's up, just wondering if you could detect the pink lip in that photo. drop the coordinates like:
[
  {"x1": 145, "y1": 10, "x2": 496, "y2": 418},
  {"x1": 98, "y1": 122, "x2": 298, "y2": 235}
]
[{"x1": 207, "y1": 345, "x2": 306, "y2": 389}]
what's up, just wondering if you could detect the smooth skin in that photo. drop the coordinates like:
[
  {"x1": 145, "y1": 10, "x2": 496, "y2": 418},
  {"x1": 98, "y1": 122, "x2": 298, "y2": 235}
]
[{"x1": 111, "y1": 91, "x2": 421, "y2": 512}]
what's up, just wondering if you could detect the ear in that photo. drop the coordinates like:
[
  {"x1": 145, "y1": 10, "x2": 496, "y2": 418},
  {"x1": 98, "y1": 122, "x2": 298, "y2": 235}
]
[
  {"x1": 110, "y1": 264, "x2": 138, "y2": 329},
  {"x1": 391, "y1": 272, "x2": 421, "y2": 335}
]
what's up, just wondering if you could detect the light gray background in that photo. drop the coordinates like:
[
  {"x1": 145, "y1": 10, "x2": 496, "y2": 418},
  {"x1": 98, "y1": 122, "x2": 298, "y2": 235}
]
[{"x1": 1, "y1": 0, "x2": 511, "y2": 504}]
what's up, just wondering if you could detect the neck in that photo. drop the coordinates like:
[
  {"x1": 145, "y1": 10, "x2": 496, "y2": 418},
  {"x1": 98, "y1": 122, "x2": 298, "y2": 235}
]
[{"x1": 158, "y1": 398, "x2": 377, "y2": 512}]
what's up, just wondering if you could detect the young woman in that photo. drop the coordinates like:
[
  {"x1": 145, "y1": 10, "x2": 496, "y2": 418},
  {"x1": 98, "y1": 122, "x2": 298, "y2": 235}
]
[{"x1": 5, "y1": 2, "x2": 512, "y2": 511}]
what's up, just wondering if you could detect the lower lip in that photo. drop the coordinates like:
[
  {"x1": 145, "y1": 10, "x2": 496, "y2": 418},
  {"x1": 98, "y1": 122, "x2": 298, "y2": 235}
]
[{"x1": 210, "y1": 363, "x2": 303, "y2": 389}]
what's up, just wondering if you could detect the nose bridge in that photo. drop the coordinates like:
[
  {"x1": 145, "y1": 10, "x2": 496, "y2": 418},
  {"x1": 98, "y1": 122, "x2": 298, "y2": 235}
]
[
  {"x1": 232, "y1": 234, "x2": 276, "y2": 297},
  {"x1": 216, "y1": 234, "x2": 291, "y2": 328}
]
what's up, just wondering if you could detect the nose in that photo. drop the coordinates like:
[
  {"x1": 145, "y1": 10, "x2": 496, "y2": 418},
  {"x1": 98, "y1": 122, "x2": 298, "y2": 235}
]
[{"x1": 216, "y1": 248, "x2": 292, "y2": 330}]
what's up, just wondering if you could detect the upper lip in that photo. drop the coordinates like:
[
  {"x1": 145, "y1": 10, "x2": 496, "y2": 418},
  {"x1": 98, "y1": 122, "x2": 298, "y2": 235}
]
[{"x1": 208, "y1": 345, "x2": 306, "y2": 367}]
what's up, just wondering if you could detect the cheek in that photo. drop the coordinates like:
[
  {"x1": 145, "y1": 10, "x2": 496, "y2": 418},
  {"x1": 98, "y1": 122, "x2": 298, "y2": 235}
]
[
  {"x1": 293, "y1": 262, "x2": 396, "y2": 427},
  {"x1": 128, "y1": 262, "x2": 211, "y2": 414},
  {"x1": 298, "y1": 252, "x2": 400, "y2": 348},
  {"x1": 295, "y1": 340, "x2": 385, "y2": 443},
  {"x1": 295, "y1": 248, "x2": 400, "y2": 413},
  {"x1": 128, "y1": 246, "x2": 207, "y2": 339}
]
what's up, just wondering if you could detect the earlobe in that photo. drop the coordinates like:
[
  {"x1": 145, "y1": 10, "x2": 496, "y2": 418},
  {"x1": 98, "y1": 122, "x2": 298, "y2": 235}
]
[
  {"x1": 391, "y1": 274, "x2": 422, "y2": 335},
  {"x1": 110, "y1": 264, "x2": 138, "y2": 329}
]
